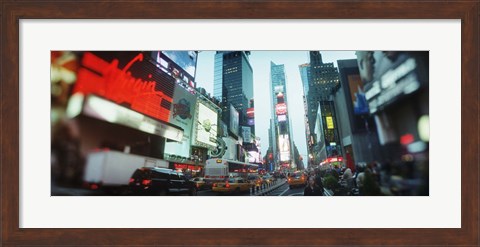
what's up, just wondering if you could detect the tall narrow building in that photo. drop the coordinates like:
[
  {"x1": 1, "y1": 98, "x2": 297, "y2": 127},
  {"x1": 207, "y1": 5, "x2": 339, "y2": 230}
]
[
  {"x1": 270, "y1": 62, "x2": 295, "y2": 170},
  {"x1": 299, "y1": 63, "x2": 312, "y2": 158},
  {"x1": 305, "y1": 51, "x2": 341, "y2": 161},
  {"x1": 213, "y1": 51, "x2": 254, "y2": 135}
]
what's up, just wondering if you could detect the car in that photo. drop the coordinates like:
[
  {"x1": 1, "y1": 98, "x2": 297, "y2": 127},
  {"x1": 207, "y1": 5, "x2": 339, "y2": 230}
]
[
  {"x1": 129, "y1": 167, "x2": 197, "y2": 196},
  {"x1": 247, "y1": 174, "x2": 264, "y2": 188},
  {"x1": 287, "y1": 172, "x2": 307, "y2": 189},
  {"x1": 190, "y1": 177, "x2": 207, "y2": 190},
  {"x1": 262, "y1": 174, "x2": 275, "y2": 184},
  {"x1": 212, "y1": 177, "x2": 253, "y2": 194}
]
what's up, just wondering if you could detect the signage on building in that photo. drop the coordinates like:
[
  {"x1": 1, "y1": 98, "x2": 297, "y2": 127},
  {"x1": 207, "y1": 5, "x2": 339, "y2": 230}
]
[
  {"x1": 229, "y1": 104, "x2": 239, "y2": 136},
  {"x1": 78, "y1": 94, "x2": 183, "y2": 141},
  {"x1": 193, "y1": 101, "x2": 218, "y2": 149},
  {"x1": 326, "y1": 116, "x2": 334, "y2": 129},
  {"x1": 74, "y1": 51, "x2": 175, "y2": 123},
  {"x1": 347, "y1": 74, "x2": 369, "y2": 115},
  {"x1": 276, "y1": 103, "x2": 287, "y2": 115},
  {"x1": 278, "y1": 134, "x2": 291, "y2": 162},
  {"x1": 246, "y1": 107, "x2": 254, "y2": 118},
  {"x1": 241, "y1": 126, "x2": 251, "y2": 143},
  {"x1": 152, "y1": 51, "x2": 197, "y2": 87},
  {"x1": 278, "y1": 114, "x2": 287, "y2": 122},
  {"x1": 357, "y1": 51, "x2": 428, "y2": 114},
  {"x1": 164, "y1": 83, "x2": 197, "y2": 157},
  {"x1": 274, "y1": 85, "x2": 284, "y2": 93}
]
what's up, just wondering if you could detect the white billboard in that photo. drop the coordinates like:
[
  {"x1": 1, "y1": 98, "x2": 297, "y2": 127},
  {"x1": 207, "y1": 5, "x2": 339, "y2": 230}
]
[
  {"x1": 193, "y1": 101, "x2": 218, "y2": 149},
  {"x1": 164, "y1": 84, "x2": 197, "y2": 157},
  {"x1": 229, "y1": 104, "x2": 239, "y2": 136},
  {"x1": 278, "y1": 134, "x2": 291, "y2": 162},
  {"x1": 241, "y1": 126, "x2": 251, "y2": 143}
]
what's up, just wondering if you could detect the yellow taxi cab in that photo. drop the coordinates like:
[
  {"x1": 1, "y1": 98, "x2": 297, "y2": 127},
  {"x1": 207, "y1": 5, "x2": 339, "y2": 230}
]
[
  {"x1": 212, "y1": 177, "x2": 252, "y2": 194},
  {"x1": 262, "y1": 174, "x2": 275, "y2": 184},
  {"x1": 190, "y1": 177, "x2": 207, "y2": 190},
  {"x1": 288, "y1": 172, "x2": 306, "y2": 189},
  {"x1": 247, "y1": 174, "x2": 264, "y2": 188}
]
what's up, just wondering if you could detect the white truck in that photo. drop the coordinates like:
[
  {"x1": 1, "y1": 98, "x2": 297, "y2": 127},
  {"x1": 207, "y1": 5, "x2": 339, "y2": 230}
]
[{"x1": 83, "y1": 150, "x2": 169, "y2": 193}]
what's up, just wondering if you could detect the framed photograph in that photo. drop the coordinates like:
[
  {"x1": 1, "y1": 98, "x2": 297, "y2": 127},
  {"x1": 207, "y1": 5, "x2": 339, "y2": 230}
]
[{"x1": 1, "y1": 1, "x2": 478, "y2": 246}]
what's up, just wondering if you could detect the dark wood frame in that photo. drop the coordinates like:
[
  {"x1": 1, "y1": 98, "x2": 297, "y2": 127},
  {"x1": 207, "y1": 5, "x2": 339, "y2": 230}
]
[{"x1": 1, "y1": 0, "x2": 478, "y2": 246}]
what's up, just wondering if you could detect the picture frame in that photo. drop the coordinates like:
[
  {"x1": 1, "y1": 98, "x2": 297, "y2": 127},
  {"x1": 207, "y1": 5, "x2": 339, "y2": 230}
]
[{"x1": 1, "y1": 0, "x2": 478, "y2": 246}]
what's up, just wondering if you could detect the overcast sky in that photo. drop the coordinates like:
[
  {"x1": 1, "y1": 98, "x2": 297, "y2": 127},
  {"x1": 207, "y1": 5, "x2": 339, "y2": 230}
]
[{"x1": 195, "y1": 51, "x2": 357, "y2": 166}]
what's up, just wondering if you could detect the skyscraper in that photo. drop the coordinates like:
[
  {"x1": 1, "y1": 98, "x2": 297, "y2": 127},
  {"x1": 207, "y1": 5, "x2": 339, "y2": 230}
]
[
  {"x1": 302, "y1": 52, "x2": 341, "y2": 163},
  {"x1": 270, "y1": 62, "x2": 295, "y2": 169},
  {"x1": 213, "y1": 51, "x2": 254, "y2": 135},
  {"x1": 307, "y1": 51, "x2": 340, "y2": 133},
  {"x1": 299, "y1": 63, "x2": 312, "y2": 158}
]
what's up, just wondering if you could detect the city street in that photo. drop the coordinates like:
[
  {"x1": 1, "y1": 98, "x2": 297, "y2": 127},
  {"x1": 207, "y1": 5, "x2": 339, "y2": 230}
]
[{"x1": 51, "y1": 178, "x2": 329, "y2": 196}]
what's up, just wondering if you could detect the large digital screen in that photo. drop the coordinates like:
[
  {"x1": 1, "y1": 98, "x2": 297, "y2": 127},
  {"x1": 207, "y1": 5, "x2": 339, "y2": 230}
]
[
  {"x1": 229, "y1": 105, "x2": 239, "y2": 136},
  {"x1": 78, "y1": 94, "x2": 183, "y2": 142},
  {"x1": 348, "y1": 74, "x2": 369, "y2": 115},
  {"x1": 278, "y1": 114, "x2": 287, "y2": 122},
  {"x1": 326, "y1": 116, "x2": 334, "y2": 129},
  {"x1": 194, "y1": 102, "x2": 218, "y2": 148},
  {"x1": 357, "y1": 51, "x2": 428, "y2": 114},
  {"x1": 278, "y1": 134, "x2": 291, "y2": 162},
  {"x1": 241, "y1": 126, "x2": 251, "y2": 143},
  {"x1": 74, "y1": 51, "x2": 176, "y2": 123},
  {"x1": 161, "y1": 51, "x2": 197, "y2": 78},
  {"x1": 151, "y1": 51, "x2": 197, "y2": 88},
  {"x1": 275, "y1": 103, "x2": 287, "y2": 115}
]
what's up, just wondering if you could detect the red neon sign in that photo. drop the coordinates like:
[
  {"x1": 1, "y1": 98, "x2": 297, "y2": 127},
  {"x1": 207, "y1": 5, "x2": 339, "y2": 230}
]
[
  {"x1": 275, "y1": 103, "x2": 287, "y2": 115},
  {"x1": 246, "y1": 107, "x2": 254, "y2": 118},
  {"x1": 74, "y1": 52, "x2": 173, "y2": 122}
]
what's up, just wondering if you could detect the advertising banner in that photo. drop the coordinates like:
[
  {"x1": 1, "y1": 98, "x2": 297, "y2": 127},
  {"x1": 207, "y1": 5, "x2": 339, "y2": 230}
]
[
  {"x1": 229, "y1": 104, "x2": 239, "y2": 136},
  {"x1": 152, "y1": 51, "x2": 197, "y2": 87},
  {"x1": 193, "y1": 101, "x2": 218, "y2": 149},
  {"x1": 164, "y1": 83, "x2": 197, "y2": 157},
  {"x1": 80, "y1": 94, "x2": 183, "y2": 141},
  {"x1": 275, "y1": 103, "x2": 287, "y2": 115},
  {"x1": 278, "y1": 114, "x2": 287, "y2": 122},
  {"x1": 278, "y1": 134, "x2": 291, "y2": 162},
  {"x1": 357, "y1": 51, "x2": 428, "y2": 114},
  {"x1": 326, "y1": 116, "x2": 334, "y2": 129},
  {"x1": 221, "y1": 137, "x2": 238, "y2": 160},
  {"x1": 347, "y1": 74, "x2": 369, "y2": 115},
  {"x1": 74, "y1": 51, "x2": 176, "y2": 123},
  {"x1": 241, "y1": 126, "x2": 251, "y2": 143}
]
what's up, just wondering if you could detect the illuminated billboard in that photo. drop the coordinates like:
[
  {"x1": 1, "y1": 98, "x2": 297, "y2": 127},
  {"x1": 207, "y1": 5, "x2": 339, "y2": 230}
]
[
  {"x1": 326, "y1": 116, "x2": 334, "y2": 129},
  {"x1": 161, "y1": 51, "x2": 197, "y2": 78},
  {"x1": 348, "y1": 74, "x2": 369, "y2": 115},
  {"x1": 278, "y1": 114, "x2": 287, "y2": 122},
  {"x1": 229, "y1": 105, "x2": 239, "y2": 136},
  {"x1": 357, "y1": 51, "x2": 428, "y2": 114},
  {"x1": 152, "y1": 51, "x2": 197, "y2": 87},
  {"x1": 275, "y1": 103, "x2": 287, "y2": 115},
  {"x1": 193, "y1": 101, "x2": 218, "y2": 149},
  {"x1": 241, "y1": 126, "x2": 251, "y2": 143},
  {"x1": 74, "y1": 51, "x2": 175, "y2": 123},
  {"x1": 77, "y1": 94, "x2": 183, "y2": 141},
  {"x1": 278, "y1": 134, "x2": 291, "y2": 162},
  {"x1": 246, "y1": 107, "x2": 254, "y2": 118},
  {"x1": 164, "y1": 83, "x2": 197, "y2": 157}
]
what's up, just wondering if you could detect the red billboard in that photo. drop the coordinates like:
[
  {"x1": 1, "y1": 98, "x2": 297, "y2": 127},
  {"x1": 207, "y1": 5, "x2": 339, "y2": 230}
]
[
  {"x1": 275, "y1": 103, "x2": 287, "y2": 115},
  {"x1": 74, "y1": 52, "x2": 176, "y2": 123}
]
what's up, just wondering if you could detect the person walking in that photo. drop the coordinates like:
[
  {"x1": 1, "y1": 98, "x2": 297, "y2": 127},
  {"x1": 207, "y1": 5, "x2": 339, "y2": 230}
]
[{"x1": 304, "y1": 176, "x2": 323, "y2": 196}]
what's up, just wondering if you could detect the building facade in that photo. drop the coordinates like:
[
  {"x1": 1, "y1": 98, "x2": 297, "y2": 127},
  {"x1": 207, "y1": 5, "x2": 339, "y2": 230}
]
[
  {"x1": 213, "y1": 51, "x2": 254, "y2": 135},
  {"x1": 269, "y1": 62, "x2": 295, "y2": 170}
]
